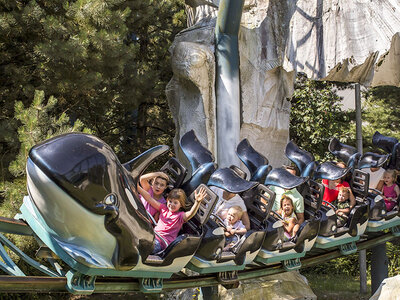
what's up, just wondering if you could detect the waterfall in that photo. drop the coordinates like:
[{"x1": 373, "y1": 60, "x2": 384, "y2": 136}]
[{"x1": 215, "y1": 0, "x2": 244, "y2": 168}]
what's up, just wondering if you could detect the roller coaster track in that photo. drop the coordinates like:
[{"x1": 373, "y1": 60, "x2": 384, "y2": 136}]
[{"x1": 0, "y1": 225, "x2": 396, "y2": 294}]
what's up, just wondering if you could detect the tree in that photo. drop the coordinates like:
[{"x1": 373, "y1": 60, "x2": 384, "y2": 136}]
[
  {"x1": 9, "y1": 90, "x2": 91, "y2": 177},
  {"x1": 289, "y1": 74, "x2": 355, "y2": 161},
  {"x1": 362, "y1": 86, "x2": 400, "y2": 152},
  {"x1": 1, "y1": 89, "x2": 90, "y2": 235},
  {"x1": 0, "y1": 0, "x2": 186, "y2": 179}
]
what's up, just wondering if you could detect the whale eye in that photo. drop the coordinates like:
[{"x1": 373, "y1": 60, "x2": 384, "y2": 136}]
[{"x1": 104, "y1": 193, "x2": 117, "y2": 205}]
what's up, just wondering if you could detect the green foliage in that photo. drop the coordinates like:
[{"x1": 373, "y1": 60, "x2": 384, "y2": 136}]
[
  {"x1": 9, "y1": 90, "x2": 91, "y2": 177},
  {"x1": 302, "y1": 253, "x2": 360, "y2": 276},
  {"x1": 362, "y1": 86, "x2": 400, "y2": 152},
  {"x1": 387, "y1": 240, "x2": 400, "y2": 277},
  {"x1": 0, "y1": 178, "x2": 26, "y2": 219},
  {"x1": 289, "y1": 74, "x2": 355, "y2": 161},
  {"x1": 302, "y1": 240, "x2": 400, "y2": 281},
  {"x1": 0, "y1": 0, "x2": 186, "y2": 180}
]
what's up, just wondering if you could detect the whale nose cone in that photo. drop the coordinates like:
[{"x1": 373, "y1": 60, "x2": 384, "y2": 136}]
[{"x1": 27, "y1": 133, "x2": 154, "y2": 270}]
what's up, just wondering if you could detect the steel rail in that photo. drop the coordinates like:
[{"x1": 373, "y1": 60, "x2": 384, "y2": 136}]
[{"x1": 0, "y1": 232, "x2": 395, "y2": 293}]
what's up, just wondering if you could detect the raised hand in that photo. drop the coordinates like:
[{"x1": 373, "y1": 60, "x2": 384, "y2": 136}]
[{"x1": 195, "y1": 187, "x2": 207, "y2": 203}]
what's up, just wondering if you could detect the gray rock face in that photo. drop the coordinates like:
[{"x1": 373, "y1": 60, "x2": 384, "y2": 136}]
[
  {"x1": 369, "y1": 274, "x2": 400, "y2": 300},
  {"x1": 166, "y1": 21, "x2": 216, "y2": 169},
  {"x1": 288, "y1": 1, "x2": 400, "y2": 87},
  {"x1": 168, "y1": 0, "x2": 400, "y2": 169},
  {"x1": 217, "y1": 271, "x2": 317, "y2": 300}
]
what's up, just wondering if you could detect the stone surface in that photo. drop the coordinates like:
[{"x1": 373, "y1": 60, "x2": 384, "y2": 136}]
[
  {"x1": 217, "y1": 271, "x2": 317, "y2": 300},
  {"x1": 168, "y1": 0, "x2": 400, "y2": 169},
  {"x1": 166, "y1": 21, "x2": 217, "y2": 170},
  {"x1": 288, "y1": 1, "x2": 400, "y2": 87},
  {"x1": 369, "y1": 274, "x2": 400, "y2": 300}
]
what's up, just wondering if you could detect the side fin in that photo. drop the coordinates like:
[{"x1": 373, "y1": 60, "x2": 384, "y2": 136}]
[
  {"x1": 207, "y1": 168, "x2": 257, "y2": 193},
  {"x1": 236, "y1": 138, "x2": 269, "y2": 177},
  {"x1": 285, "y1": 141, "x2": 315, "y2": 175},
  {"x1": 328, "y1": 138, "x2": 360, "y2": 168},
  {"x1": 314, "y1": 161, "x2": 350, "y2": 180},
  {"x1": 372, "y1": 131, "x2": 398, "y2": 153},
  {"x1": 358, "y1": 152, "x2": 389, "y2": 169},
  {"x1": 179, "y1": 130, "x2": 214, "y2": 171},
  {"x1": 123, "y1": 145, "x2": 170, "y2": 185}
]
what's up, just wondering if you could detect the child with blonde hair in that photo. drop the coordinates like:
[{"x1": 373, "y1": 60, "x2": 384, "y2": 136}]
[
  {"x1": 223, "y1": 206, "x2": 247, "y2": 250},
  {"x1": 138, "y1": 185, "x2": 207, "y2": 254},
  {"x1": 278, "y1": 195, "x2": 299, "y2": 240},
  {"x1": 334, "y1": 186, "x2": 351, "y2": 227},
  {"x1": 380, "y1": 169, "x2": 400, "y2": 212}
]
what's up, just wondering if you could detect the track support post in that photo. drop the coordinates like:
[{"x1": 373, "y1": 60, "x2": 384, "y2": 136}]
[
  {"x1": 218, "y1": 270, "x2": 240, "y2": 289},
  {"x1": 283, "y1": 258, "x2": 301, "y2": 271},
  {"x1": 391, "y1": 225, "x2": 400, "y2": 236},
  {"x1": 139, "y1": 278, "x2": 163, "y2": 293},
  {"x1": 339, "y1": 241, "x2": 357, "y2": 255},
  {"x1": 65, "y1": 270, "x2": 96, "y2": 295}
]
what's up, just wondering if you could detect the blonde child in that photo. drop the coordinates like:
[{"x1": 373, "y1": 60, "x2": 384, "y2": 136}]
[
  {"x1": 334, "y1": 186, "x2": 351, "y2": 227},
  {"x1": 278, "y1": 195, "x2": 299, "y2": 240},
  {"x1": 223, "y1": 206, "x2": 247, "y2": 250},
  {"x1": 138, "y1": 185, "x2": 207, "y2": 254},
  {"x1": 380, "y1": 169, "x2": 400, "y2": 212},
  {"x1": 139, "y1": 172, "x2": 169, "y2": 221}
]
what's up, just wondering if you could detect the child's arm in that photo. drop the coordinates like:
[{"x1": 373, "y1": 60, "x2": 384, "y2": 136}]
[
  {"x1": 283, "y1": 218, "x2": 297, "y2": 234},
  {"x1": 394, "y1": 185, "x2": 400, "y2": 200},
  {"x1": 233, "y1": 226, "x2": 247, "y2": 235},
  {"x1": 139, "y1": 172, "x2": 165, "y2": 191},
  {"x1": 184, "y1": 187, "x2": 207, "y2": 222},
  {"x1": 241, "y1": 212, "x2": 251, "y2": 231},
  {"x1": 336, "y1": 207, "x2": 350, "y2": 216},
  {"x1": 137, "y1": 185, "x2": 161, "y2": 211},
  {"x1": 225, "y1": 226, "x2": 233, "y2": 236},
  {"x1": 348, "y1": 189, "x2": 356, "y2": 209}
]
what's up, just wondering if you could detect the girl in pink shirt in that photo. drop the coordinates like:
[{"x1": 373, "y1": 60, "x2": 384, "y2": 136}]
[
  {"x1": 138, "y1": 185, "x2": 207, "y2": 254},
  {"x1": 139, "y1": 172, "x2": 169, "y2": 222},
  {"x1": 380, "y1": 169, "x2": 400, "y2": 212}
]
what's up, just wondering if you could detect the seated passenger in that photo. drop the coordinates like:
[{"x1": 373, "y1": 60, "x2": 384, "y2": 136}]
[
  {"x1": 223, "y1": 206, "x2": 247, "y2": 250},
  {"x1": 211, "y1": 186, "x2": 251, "y2": 230},
  {"x1": 138, "y1": 186, "x2": 207, "y2": 254},
  {"x1": 333, "y1": 186, "x2": 351, "y2": 227},
  {"x1": 366, "y1": 166, "x2": 385, "y2": 191},
  {"x1": 139, "y1": 172, "x2": 169, "y2": 221},
  {"x1": 277, "y1": 195, "x2": 299, "y2": 240},
  {"x1": 380, "y1": 169, "x2": 400, "y2": 212},
  {"x1": 322, "y1": 162, "x2": 355, "y2": 208},
  {"x1": 270, "y1": 165, "x2": 305, "y2": 225}
]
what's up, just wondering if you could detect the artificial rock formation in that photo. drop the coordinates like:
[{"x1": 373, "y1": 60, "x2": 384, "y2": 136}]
[
  {"x1": 167, "y1": 0, "x2": 400, "y2": 169},
  {"x1": 218, "y1": 271, "x2": 317, "y2": 300},
  {"x1": 370, "y1": 274, "x2": 400, "y2": 300}
]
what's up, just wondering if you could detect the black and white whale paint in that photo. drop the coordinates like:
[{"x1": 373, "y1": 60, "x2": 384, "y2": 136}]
[{"x1": 25, "y1": 133, "x2": 168, "y2": 271}]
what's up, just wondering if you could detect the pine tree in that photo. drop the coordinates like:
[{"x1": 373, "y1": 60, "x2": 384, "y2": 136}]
[
  {"x1": 9, "y1": 90, "x2": 91, "y2": 177},
  {"x1": 0, "y1": 0, "x2": 186, "y2": 179}
]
